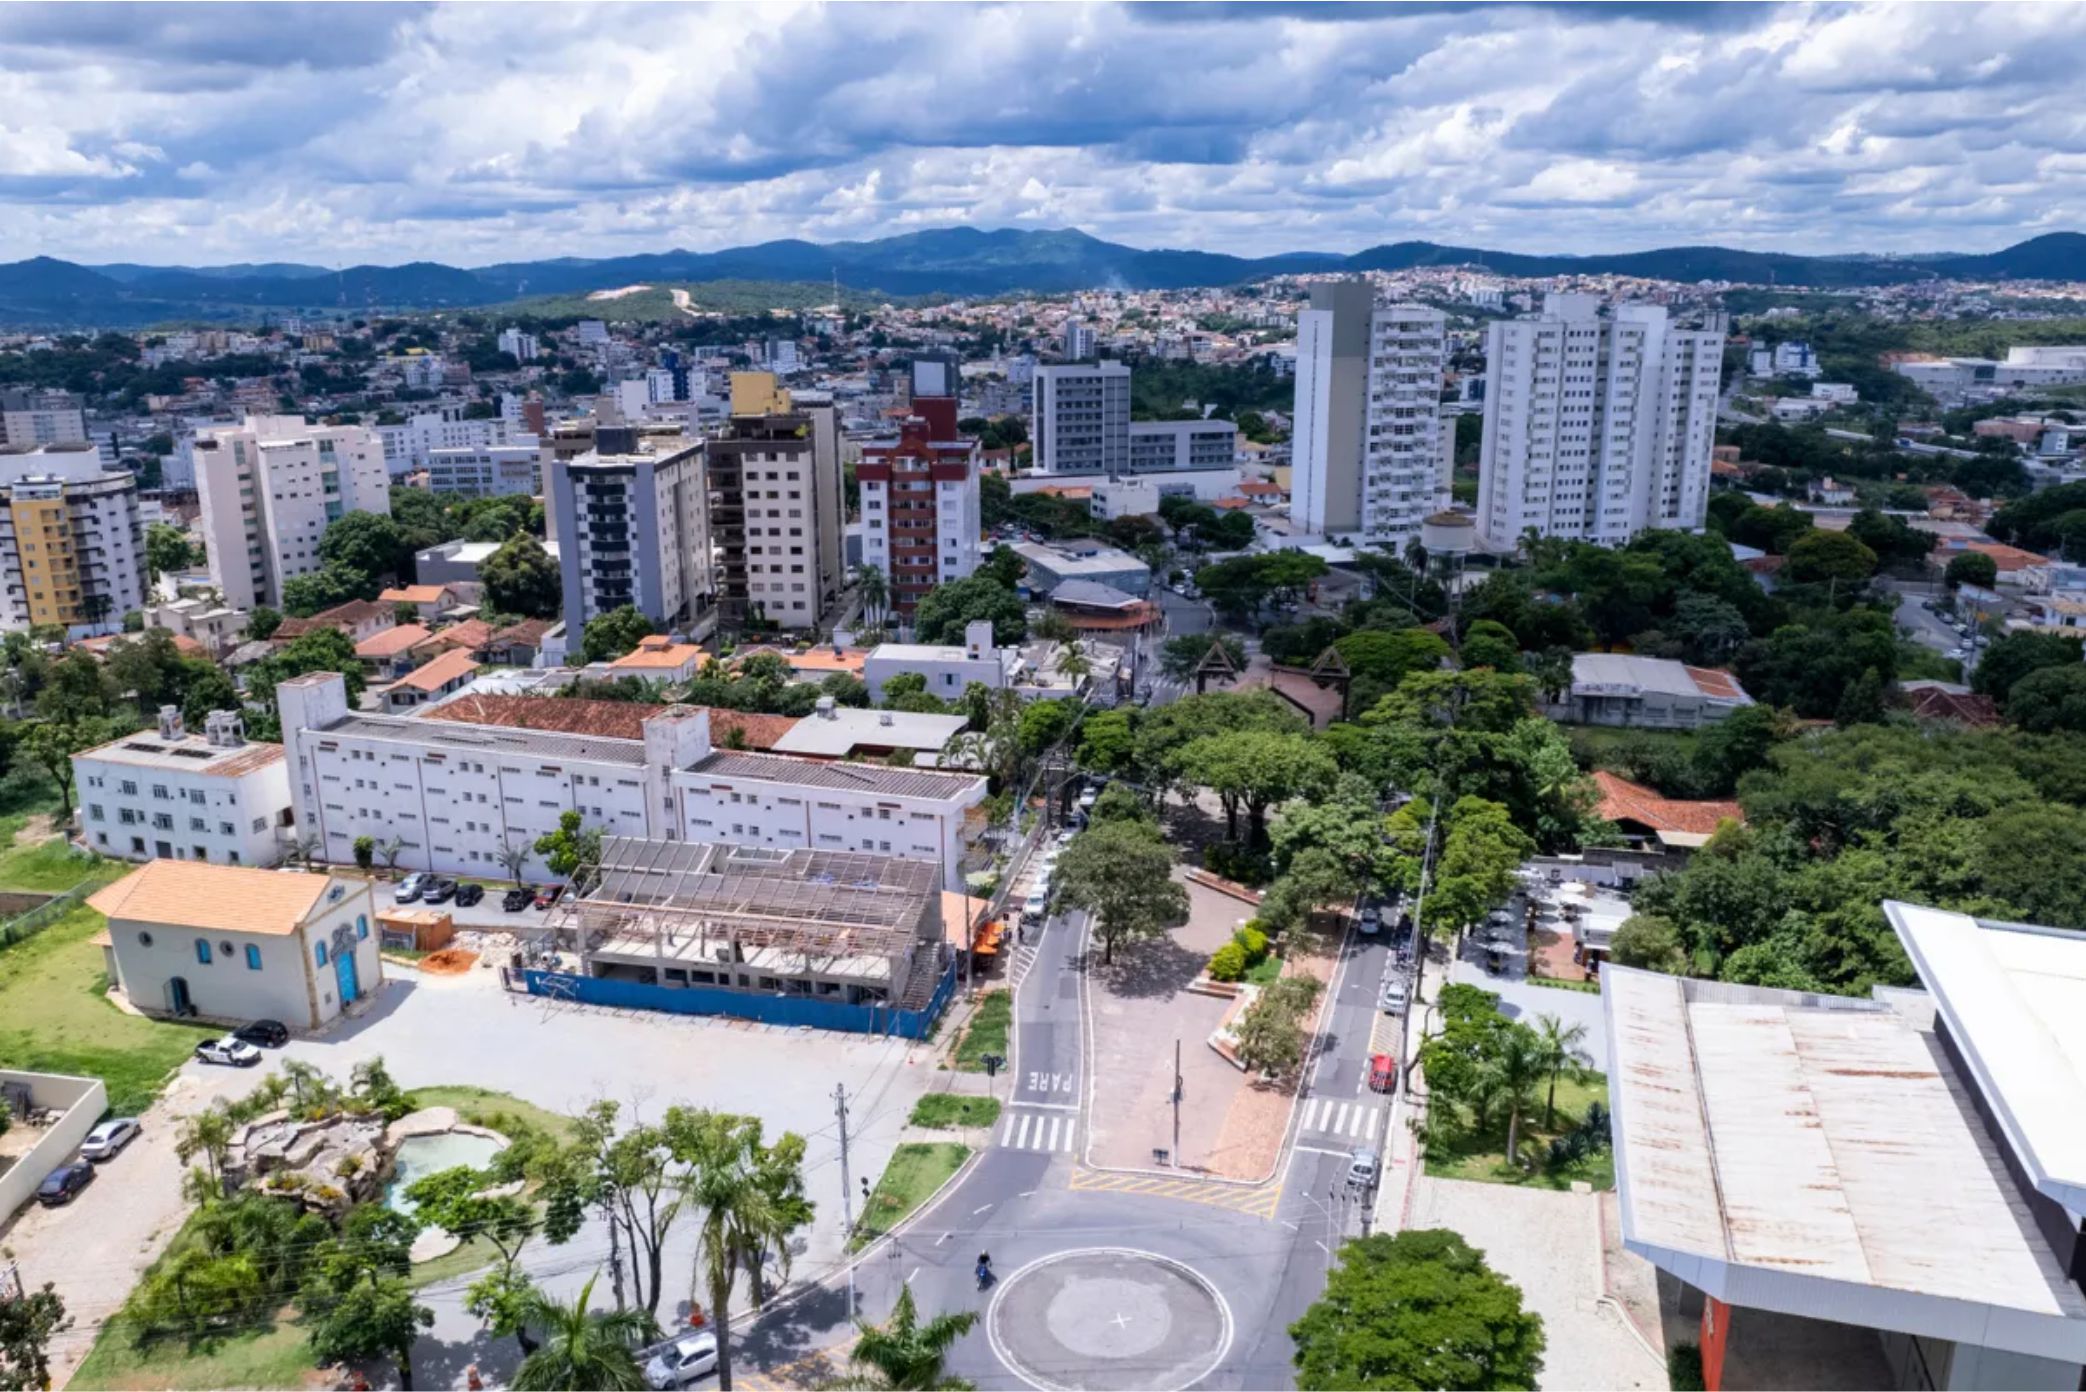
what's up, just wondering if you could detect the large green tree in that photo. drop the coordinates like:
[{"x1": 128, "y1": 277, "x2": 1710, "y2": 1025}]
[
  {"x1": 913, "y1": 575, "x2": 1026, "y2": 646},
  {"x1": 481, "y1": 533, "x2": 562, "y2": 619},
  {"x1": 319, "y1": 511, "x2": 410, "y2": 581},
  {"x1": 2007, "y1": 664, "x2": 2086, "y2": 734},
  {"x1": 1053, "y1": 819, "x2": 1190, "y2": 964},
  {"x1": 582, "y1": 606, "x2": 656, "y2": 662},
  {"x1": 1179, "y1": 729, "x2": 1338, "y2": 846},
  {"x1": 1291, "y1": 1230, "x2": 1545, "y2": 1391},
  {"x1": 1974, "y1": 631, "x2": 2084, "y2": 708}
]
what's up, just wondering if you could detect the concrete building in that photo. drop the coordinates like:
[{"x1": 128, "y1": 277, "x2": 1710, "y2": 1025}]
[
  {"x1": 1008, "y1": 538, "x2": 1151, "y2": 598},
  {"x1": 0, "y1": 388, "x2": 88, "y2": 448},
  {"x1": 859, "y1": 392, "x2": 981, "y2": 616},
  {"x1": 1033, "y1": 363, "x2": 1132, "y2": 475},
  {"x1": 91, "y1": 860, "x2": 381, "y2": 1028},
  {"x1": 192, "y1": 415, "x2": 392, "y2": 611},
  {"x1": 549, "y1": 427, "x2": 711, "y2": 632},
  {"x1": 864, "y1": 621, "x2": 1016, "y2": 702},
  {"x1": 74, "y1": 707, "x2": 294, "y2": 866},
  {"x1": 1477, "y1": 294, "x2": 1724, "y2": 548},
  {"x1": 414, "y1": 537, "x2": 560, "y2": 587},
  {"x1": 425, "y1": 444, "x2": 541, "y2": 498},
  {"x1": 768, "y1": 701, "x2": 969, "y2": 761},
  {"x1": 0, "y1": 443, "x2": 145, "y2": 635},
  {"x1": 1604, "y1": 901, "x2": 2086, "y2": 1390},
  {"x1": 497, "y1": 327, "x2": 540, "y2": 363},
  {"x1": 1061, "y1": 320, "x2": 1097, "y2": 361},
  {"x1": 1543, "y1": 653, "x2": 1753, "y2": 730},
  {"x1": 151, "y1": 596, "x2": 248, "y2": 656},
  {"x1": 277, "y1": 671, "x2": 989, "y2": 888},
  {"x1": 708, "y1": 376, "x2": 845, "y2": 631},
  {"x1": 374, "y1": 409, "x2": 530, "y2": 477},
  {"x1": 1126, "y1": 418, "x2": 1240, "y2": 475},
  {"x1": 1290, "y1": 283, "x2": 1449, "y2": 547}
]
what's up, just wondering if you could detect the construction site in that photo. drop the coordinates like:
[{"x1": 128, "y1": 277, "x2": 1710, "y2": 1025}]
[{"x1": 530, "y1": 837, "x2": 954, "y2": 1028}]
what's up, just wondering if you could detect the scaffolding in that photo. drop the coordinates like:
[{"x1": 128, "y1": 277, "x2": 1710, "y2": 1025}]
[{"x1": 552, "y1": 837, "x2": 942, "y2": 995}]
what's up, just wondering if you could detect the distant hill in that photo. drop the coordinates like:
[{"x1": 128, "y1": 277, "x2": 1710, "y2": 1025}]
[{"x1": 1, "y1": 228, "x2": 2083, "y2": 327}]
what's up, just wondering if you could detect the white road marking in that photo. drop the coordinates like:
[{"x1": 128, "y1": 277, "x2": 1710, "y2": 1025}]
[
  {"x1": 1010, "y1": 1100, "x2": 1079, "y2": 1111},
  {"x1": 973, "y1": 1204, "x2": 993, "y2": 1215},
  {"x1": 1014, "y1": 1114, "x2": 1033, "y2": 1148},
  {"x1": 1292, "y1": 1144, "x2": 1353, "y2": 1158},
  {"x1": 907, "y1": 1267, "x2": 919, "y2": 1284}
]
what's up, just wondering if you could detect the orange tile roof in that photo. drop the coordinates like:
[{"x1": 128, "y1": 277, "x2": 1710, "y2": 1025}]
[
  {"x1": 424, "y1": 618, "x2": 494, "y2": 653},
  {"x1": 356, "y1": 624, "x2": 434, "y2": 659},
  {"x1": 1236, "y1": 480, "x2": 1283, "y2": 496},
  {"x1": 1592, "y1": 771, "x2": 1744, "y2": 838},
  {"x1": 1897, "y1": 686, "x2": 2002, "y2": 727},
  {"x1": 380, "y1": 584, "x2": 452, "y2": 604},
  {"x1": 1684, "y1": 665, "x2": 1746, "y2": 701},
  {"x1": 393, "y1": 647, "x2": 479, "y2": 693},
  {"x1": 738, "y1": 645, "x2": 869, "y2": 675},
  {"x1": 89, "y1": 861, "x2": 337, "y2": 937},
  {"x1": 1211, "y1": 496, "x2": 1253, "y2": 510},
  {"x1": 610, "y1": 642, "x2": 704, "y2": 671},
  {"x1": 1962, "y1": 540, "x2": 2050, "y2": 572},
  {"x1": 417, "y1": 694, "x2": 793, "y2": 749}
]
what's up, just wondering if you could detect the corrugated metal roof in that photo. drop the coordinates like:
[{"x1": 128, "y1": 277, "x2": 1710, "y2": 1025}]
[{"x1": 690, "y1": 750, "x2": 984, "y2": 800}]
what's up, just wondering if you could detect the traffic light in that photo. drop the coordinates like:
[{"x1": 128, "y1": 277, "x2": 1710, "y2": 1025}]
[{"x1": 982, "y1": 1052, "x2": 1005, "y2": 1078}]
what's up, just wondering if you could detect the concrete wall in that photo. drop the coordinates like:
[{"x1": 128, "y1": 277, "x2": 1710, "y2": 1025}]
[{"x1": 0, "y1": 1071, "x2": 106, "y2": 1222}]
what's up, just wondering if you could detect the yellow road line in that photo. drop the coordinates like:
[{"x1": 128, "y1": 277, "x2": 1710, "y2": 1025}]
[{"x1": 1068, "y1": 1167, "x2": 1282, "y2": 1217}]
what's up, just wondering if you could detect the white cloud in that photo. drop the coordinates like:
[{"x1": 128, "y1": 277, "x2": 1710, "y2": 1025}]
[{"x1": 0, "y1": 0, "x2": 2080, "y2": 264}]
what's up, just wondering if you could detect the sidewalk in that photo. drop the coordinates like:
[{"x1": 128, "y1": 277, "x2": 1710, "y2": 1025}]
[{"x1": 1372, "y1": 949, "x2": 1445, "y2": 1234}]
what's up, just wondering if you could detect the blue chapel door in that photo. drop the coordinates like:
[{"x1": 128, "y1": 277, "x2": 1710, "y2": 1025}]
[{"x1": 335, "y1": 943, "x2": 359, "y2": 1006}]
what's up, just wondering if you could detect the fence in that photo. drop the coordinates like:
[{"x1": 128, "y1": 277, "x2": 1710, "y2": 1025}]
[
  {"x1": 0, "y1": 874, "x2": 107, "y2": 950},
  {"x1": 521, "y1": 956, "x2": 958, "y2": 1039}
]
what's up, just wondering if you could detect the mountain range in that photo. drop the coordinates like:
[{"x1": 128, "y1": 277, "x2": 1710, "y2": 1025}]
[{"x1": 1, "y1": 227, "x2": 2083, "y2": 328}]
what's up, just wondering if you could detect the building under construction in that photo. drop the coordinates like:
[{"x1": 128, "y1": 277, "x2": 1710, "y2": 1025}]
[{"x1": 543, "y1": 836, "x2": 949, "y2": 1016}]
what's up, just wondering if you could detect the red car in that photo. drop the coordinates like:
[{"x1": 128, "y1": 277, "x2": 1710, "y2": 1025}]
[
  {"x1": 533, "y1": 884, "x2": 564, "y2": 910},
  {"x1": 1368, "y1": 1052, "x2": 1398, "y2": 1094}
]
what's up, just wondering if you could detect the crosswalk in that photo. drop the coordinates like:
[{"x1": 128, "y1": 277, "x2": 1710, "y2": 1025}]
[
  {"x1": 1298, "y1": 1097, "x2": 1387, "y2": 1144},
  {"x1": 1008, "y1": 941, "x2": 1040, "y2": 989},
  {"x1": 997, "y1": 1108, "x2": 1079, "y2": 1153}
]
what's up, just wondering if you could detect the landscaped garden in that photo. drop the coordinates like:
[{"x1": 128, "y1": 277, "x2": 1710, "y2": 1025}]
[
  {"x1": 952, "y1": 990, "x2": 1011, "y2": 1072},
  {"x1": 851, "y1": 1142, "x2": 970, "y2": 1250},
  {"x1": 1419, "y1": 984, "x2": 1614, "y2": 1192},
  {"x1": 907, "y1": 1093, "x2": 1002, "y2": 1130}
]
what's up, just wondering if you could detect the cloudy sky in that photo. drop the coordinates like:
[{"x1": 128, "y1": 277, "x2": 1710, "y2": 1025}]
[{"x1": 1, "y1": 0, "x2": 2077, "y2": 268}]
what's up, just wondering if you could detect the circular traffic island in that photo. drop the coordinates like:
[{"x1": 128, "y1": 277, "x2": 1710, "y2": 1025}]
[{"x1": 987, "y1": 1247, "x2": 1232, "y2": 1392}]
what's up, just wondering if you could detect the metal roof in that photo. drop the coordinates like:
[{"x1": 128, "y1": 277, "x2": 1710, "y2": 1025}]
[
  {"x1": 1569, "y1": 652, "x2": 1753, "y2": 705},
  {"x1": 688, "y1": 750, "x2": 985, "y2": 801},
  {"x1": 320, "y1": 713, "x2": 650, "y2": 766},
  {"x1": 1605, "y1": 963, "x2": 2086, "y2": 1362},
  {"x1": 770, "y1": 709, "x2": 968, "y2": 758}
]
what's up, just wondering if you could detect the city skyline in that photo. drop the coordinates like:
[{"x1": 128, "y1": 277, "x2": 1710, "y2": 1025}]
[{"x1": 1, "y1": 0, "x2": 2080, "y2": 266}]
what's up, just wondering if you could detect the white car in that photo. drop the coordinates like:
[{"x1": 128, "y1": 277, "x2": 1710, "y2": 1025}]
[
  {"x1": 1357, "y1": 906, "x2": 1381, "y2": 936},
  {"x1": 194, "y1": 1037, "x2": 263, "y2": 1068},
  {"x1": 1023, "y1": 887, "x2": 1050, "y2": 919},
  {"x1": 644, "y1": 1329, "x2": 719, "y2": 1389},
  {"x1": 1077, "y1": 784, "x2": 1101, "y2": 811},
  {"x1": 80, "y1": 1118, "x2": 140, "y2": 1160}
]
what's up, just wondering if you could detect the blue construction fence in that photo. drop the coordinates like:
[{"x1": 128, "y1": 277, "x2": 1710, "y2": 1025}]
[{"x1": 520, "y1": 956, "x2": 958, "y2": 1039}]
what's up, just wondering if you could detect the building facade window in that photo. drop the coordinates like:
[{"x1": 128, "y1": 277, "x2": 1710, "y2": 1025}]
[
  {"x1": 245, "y1": 944, "x2": 263, "y2": 970},
  {"x1": 195, "y1": 938, "x2": 212, "y2": 964}
]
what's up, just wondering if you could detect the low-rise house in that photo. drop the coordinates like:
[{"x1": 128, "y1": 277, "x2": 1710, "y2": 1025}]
[
  {"x1": 769, "y1": 699, "x2": 969, "y2": 762},
  {"x1": 379, "y1": 583, "x2": 466, "y2": 624},
  {"x1": 89, "y1": 860, "x2": 382, "y2": 1028},
  {"x1": 381, "y1": 648, "x2": 479, "y2": 713},
  {"x1": 74, "y1": 707, "x2": 293, "y2": 866},
  {"x1": 1009, "y1": 538, "x2": 1152, "y2": 598},
  {"x1": 485, "y1": 618, "x2": 554, "y2": 666},
  {"x1": 1543, "y1": 654, "x2": 1753, "y2": 731},
  {"x1": 1591, "y1": 771, "x2": 1744, "y2": 852},
  {"x1": 152, "y1": 597, "x2": 249, "y2": 657},
  {"x1": 355, "y1": 623, "x2": 435, "y2": 680},
  {"x1": 608, "y1": 635, "x2": 705, "y2": 684},
  {"x1": 274, "y1": 599, "x2": 396, "y2": 645},
  {"x1": 864, "y1": 621, "x2": 1014, "y2": 703}
]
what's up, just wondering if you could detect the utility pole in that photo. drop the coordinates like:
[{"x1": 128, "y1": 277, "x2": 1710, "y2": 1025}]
[
  {"x1": 1171, "y1": 1038, "x2": 1183, "y2": 1168},
  {"x1": 606, "y1": 1203, "x2": 627, "y2": 1311},
  {"x1": 834, "y1": 1083, "x2": 857, "y2": 1321}
]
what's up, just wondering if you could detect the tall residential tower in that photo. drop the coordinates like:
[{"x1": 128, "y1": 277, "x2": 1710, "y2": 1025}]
[
  {"x1": 1476, "y1": 294, "x2": 1725, "y2": 548},
  {"x1": 192, "y1": 415, "x2": 392, "y2": 611}
]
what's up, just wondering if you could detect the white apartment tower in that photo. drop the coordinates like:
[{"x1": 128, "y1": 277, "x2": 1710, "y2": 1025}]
[
  {"x1": 497, "y1": 327, "x2": 540, "y2": 363},
  {"x1": 1476, "y1": 294, "x2": 1725, "y2": 549},
  {"x1": 193, "y1": 416, "x2": 392, "y2": 611},
  {"x1": 549, "y1": 428, "x2": 712, "y2": 630},
  {"x1": 1061, "y1": 320, "x2": 1097, "y2": 361},
  {"x1": 1290, "y1": 282, "x2": 1448, "y2": 546},
  {"x1": 1031, "y1": 363, "x2": 1131, "y2": 475}
]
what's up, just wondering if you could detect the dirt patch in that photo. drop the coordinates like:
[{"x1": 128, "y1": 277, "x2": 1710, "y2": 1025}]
[
  {"x1": 14, "y1": 813, "x2": 54, "y2": 846},
  {"x1": 418, "y1": 948, "x2": 479, "y2": 976}
]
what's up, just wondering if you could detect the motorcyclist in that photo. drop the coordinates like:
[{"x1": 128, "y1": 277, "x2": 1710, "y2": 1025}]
[{"x1": 976, "y1": 1252, "x2": 993, "y2": 1287}]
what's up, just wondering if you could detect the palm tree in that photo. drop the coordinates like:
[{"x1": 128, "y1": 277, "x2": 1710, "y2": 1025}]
[
  {"x1": 510, "y1": 1272, "x2": 659, "y2": 1392},
  {"x1": 855, "y1": 564, "x2": 889, "y2": 628},
  {"x1": 1483, "y1": 1024, "x2": 1550, "y2": 1167},
  {"x1": 1533, "y1": 1012, "x2": 1592, "y2": 1129},
  {"x1": 1054, "y1": 641, "x2": 1092, "y2": 691},
  {"x1": 683, "y1": 1115, "x2": 786, "y2": 1390},
  {"x1": 176, "y1": 1106, "x2": 234, "y2": 1183},
  {"x1": 847, "y1": 1282, "x2": 979, "y2": 1390}
]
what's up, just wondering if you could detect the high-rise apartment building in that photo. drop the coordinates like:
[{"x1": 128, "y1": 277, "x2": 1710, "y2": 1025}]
[
  {"x1": 1061, "y1": 320, "x2": 1097, "y2": 361},
  {"x1": 0, "y1": 389, "x2": 89, "y2": 449},
  {"x1": 707, "y1": 375, "x2": 844, "y2": 631},
  {"x1": 859, "y1": 382, "x2": 981, "y2": 617},
  {"x1": 1289, "y1": 282, "x2": 1448, "y2": 546},
  {"x1": 1476, "y1": 294, "x2": 1725, "y2": 549},
  {"x1": 1032, "y1": 363, "x2": 1132, "y2": 475},
  {"x1": 497, "y1": 327, "x2": 540, "y2": 363},
  {"x1": 548, "y1": 428, "x2": 711, "y2": 631},
  {"x1": 0, "y1": 444, "x2": 145, "y2": 634},
  {"x1": 192, "y1": 415, "x2": 391, "y2": 611}
]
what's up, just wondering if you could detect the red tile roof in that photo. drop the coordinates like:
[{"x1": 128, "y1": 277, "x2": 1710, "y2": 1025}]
[
  {"x1": 1592, "y1": 771, "x2": 1745, "y2": 838},
  {"x1": 417, "y1": 694, "x2": 794, "y2": 749},
  {"x1": 1896, "y1": 686, "x2": 2002, "y2": 727}
]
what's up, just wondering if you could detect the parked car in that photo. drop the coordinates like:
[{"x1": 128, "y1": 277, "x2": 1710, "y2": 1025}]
[
  {"x1": 642, "y1": 1329, "x2": 720, "y2": 1389},
  {"x1": 1346, "y1": 1146, "x2": 1380, "y2": 1190},
  {"x1": 534, "y1": 884, "x2": 564, "y2": 910},
  {"x1": 1357, "y1": 905, "x2": 1380, "y2": 936},
  {"x1": 421, "y1": 877, "x2": 458, "y2": 905},
  {"x1": 80, "y1": 1118, "x2": 141, "y2": 1161},
  {"x1": 1022, "y1": 887, "x2": 1050, "y2": 919},
  {"x1": 1077, "y1": 783, "x2": 1101, "y2": 811},
  {"x1": 1367, "y1": 1053, "x2": 1398, "y2": 1095},
  {"x1": 194, "y1": 1037, "x2": 263, "y2": 1068},
  {"x1": 395, "y1": 872, "x2": 429, "y2": 904},
  {"x1": 502, "y1": 887, "x2": 533, "y2": 913},
  {"x1": 454, "y1": 883, "x2": 485, "y2": 908},
  {"x1": 1380, "y1": 980, "x2": 1406, "y2": 1015},
  {"x1": 234, "y1": 1019, "x2": 289, "y2": 1048},
  {"x1": 36, "y1": 1160, "x2": 94, "y2": 1206}
]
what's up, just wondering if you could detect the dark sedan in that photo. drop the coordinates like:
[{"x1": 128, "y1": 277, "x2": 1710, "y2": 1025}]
[
  {"x1": 502, "y1": 887, "x2": 533, "y2": 912},
  {"x1": 37, "y1": 1160, "x2": 94, "y2": 1206},
  {"x1": 234, "y1": 1019, "x2": 289, "y2": 1048},
  {"x1": 454, "y1": 883, "x2": 485, "y2": 908}
]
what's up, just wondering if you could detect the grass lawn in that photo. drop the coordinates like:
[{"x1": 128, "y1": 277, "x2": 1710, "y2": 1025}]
[
  {"x1": 952, "y1": 991, "x2": 1011, "y2": 1073},
  {"x1": 408, "y1": 1232, "x2": 503, "y2": 1288},
  {"x1": 908, "y1": 1093, "x2": 1003, "y2": 1130},
  {"x1": 0, "y1": 838, "x2": 120, "y2": 894},
  {"x1": 405, "y1": 1085, "x2": 577, "y2": 1142},
  {"x1": 0, "y1": 901, "x2": 218, "y2": 1114},
  {"x1": 1424, "y1": 1072, "x2": 1616, "y2": 1192},
  {"x1": 1244, "y1": 954, "x2": 1284, "y2": 986},
  {"x1": 70, "y1": 1308, "x2": 315, "y2": 1392},
  {"x1": 850, "y1": 1142, "x2": 970, "y2": 1251}
]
